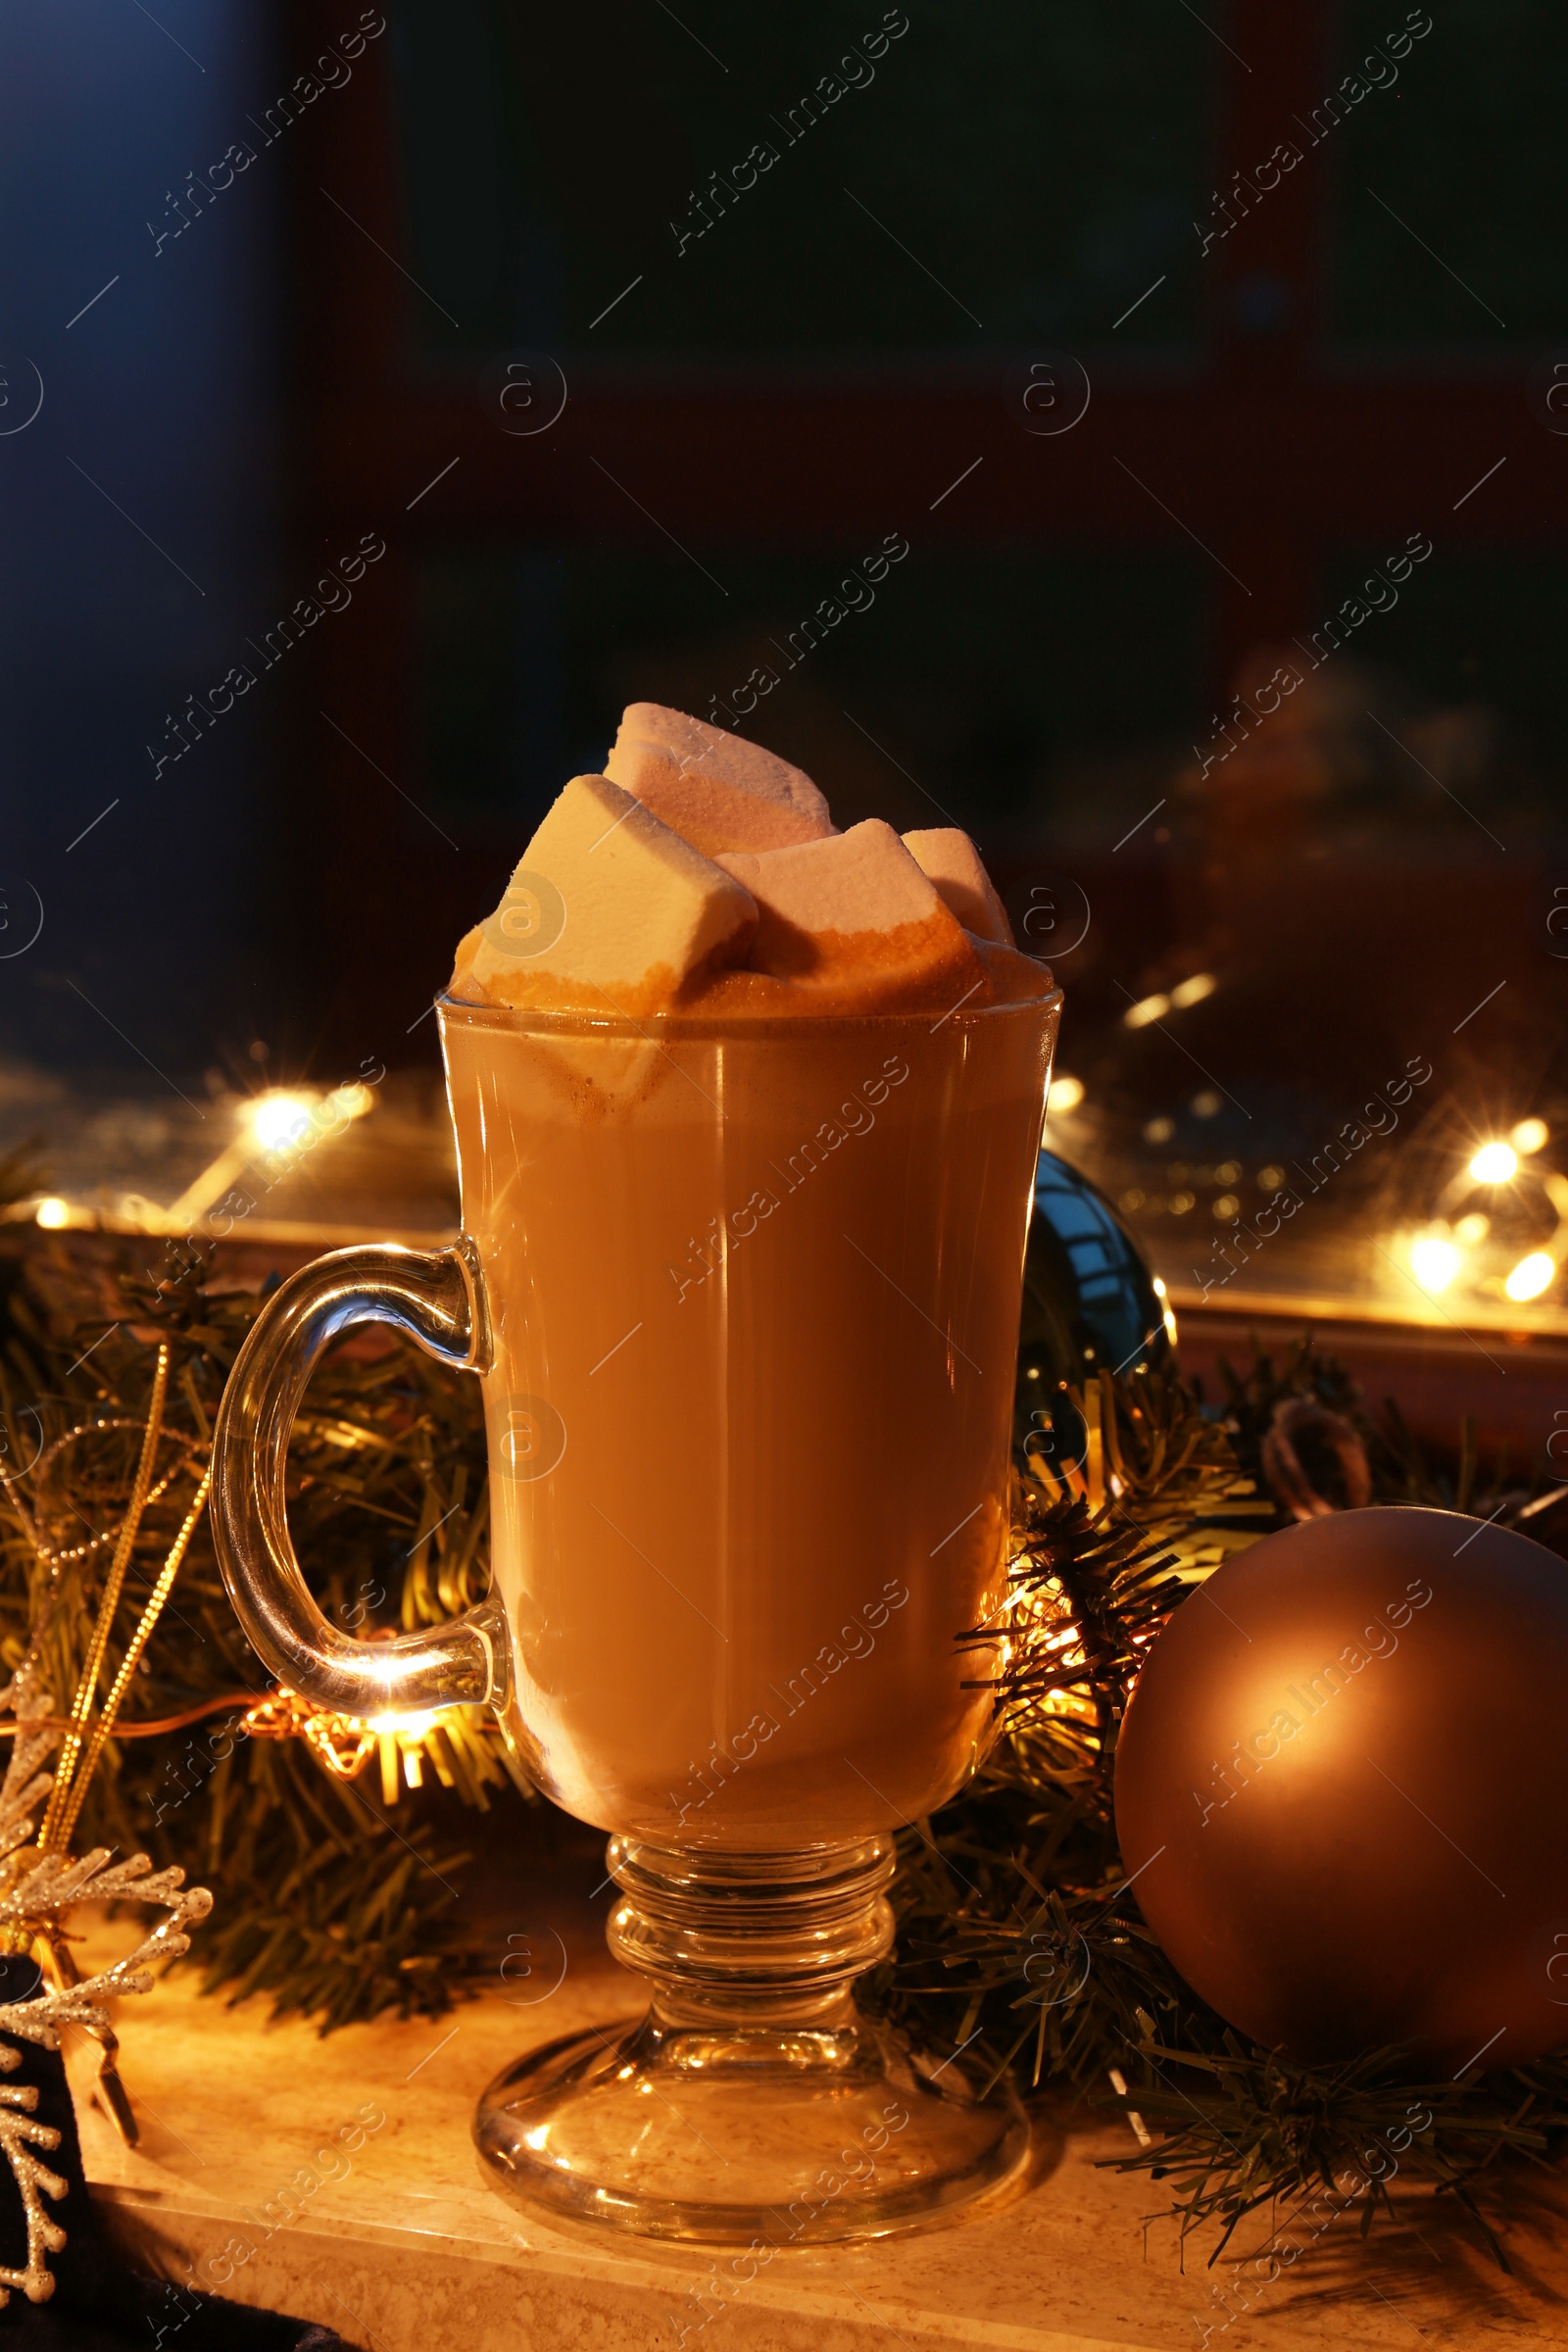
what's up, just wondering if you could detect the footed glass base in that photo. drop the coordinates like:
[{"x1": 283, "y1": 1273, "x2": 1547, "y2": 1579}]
[
  {"x1": 475, "y1": 2008, "x2": 1027, "y2": 2242},
  {"x1": 473, "y1": 1838, "x2": 1029, "y2": 2243}
]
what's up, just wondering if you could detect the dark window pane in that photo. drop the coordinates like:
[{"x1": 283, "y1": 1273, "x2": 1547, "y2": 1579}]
[
  {"x1": 1330, "y1": 0, "x2": 1564, "y2": 344},
  {"x1": 413, "y1": 541, "x2": 1206, "y2": 835},
  {"x1": 389, "y1": 0, "x2": 1213, "y2": 357}
]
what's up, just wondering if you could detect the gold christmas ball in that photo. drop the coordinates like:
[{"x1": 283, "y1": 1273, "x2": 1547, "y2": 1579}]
[{"x1": 1114, "y1": 1506, "x2": 1568, "y2": 2069}]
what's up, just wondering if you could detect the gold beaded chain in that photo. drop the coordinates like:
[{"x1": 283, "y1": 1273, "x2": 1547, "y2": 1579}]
[{"x1": 34, "y1": 1347, "x2": 213, "y2": 1857}]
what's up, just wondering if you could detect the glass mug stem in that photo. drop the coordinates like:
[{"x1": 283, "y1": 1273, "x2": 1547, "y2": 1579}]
[{"x1": 606, "y1": 1837, "x2": 896, "y2": 2033}]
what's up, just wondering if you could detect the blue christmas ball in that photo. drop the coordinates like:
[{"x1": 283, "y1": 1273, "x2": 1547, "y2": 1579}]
[{"x1": 1016, "y1": 1149, "x2": 1173, "y2": 1451}]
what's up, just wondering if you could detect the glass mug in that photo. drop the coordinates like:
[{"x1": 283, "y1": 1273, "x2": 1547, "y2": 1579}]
[{"x1": 212, "y1": 990, "x2": 1059, "y2": 2242}]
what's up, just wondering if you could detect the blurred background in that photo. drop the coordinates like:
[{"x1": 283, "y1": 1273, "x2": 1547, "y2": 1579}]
[{"x1": 4, "y1": 0, "x2": 1568, "y2": 1456}]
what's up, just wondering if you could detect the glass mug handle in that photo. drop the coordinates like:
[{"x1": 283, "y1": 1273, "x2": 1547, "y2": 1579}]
[{"x1": 210, "y1": 1241, "x2": 510, "y2": 1717}]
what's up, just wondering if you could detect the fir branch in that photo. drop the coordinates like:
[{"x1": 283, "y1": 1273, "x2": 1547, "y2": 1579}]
[
  {"x1": 9, "y1": 1229, "x2": 1568, "y2": 2253},
  {"x1": 1107, "y1": 2034, "x2": 1568, "y2": 2270},
  {"x1": 0, "y1": 1238, "x2": 521, "y2": 2030},
  {"x1": 874, "y1": 1342, "x2": 1568, "y2": 2261}
]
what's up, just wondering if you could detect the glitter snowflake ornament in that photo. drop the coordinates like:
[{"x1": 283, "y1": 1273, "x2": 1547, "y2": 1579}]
[{"x1": 0, "y1": 1670, "x2": 211, "y2": 2304}]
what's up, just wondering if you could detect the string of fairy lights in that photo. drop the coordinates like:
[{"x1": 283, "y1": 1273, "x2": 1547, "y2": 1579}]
[
  {"x1": 1404, "y1": 1120, "x2": 1563, "y2": 1306},
  {"x1": 9, "y1": 1044, "x2": 1564, "y2": 1334},
  {"x1": 0, "y1": 1336, "x2": 473, "y2": 1847}
]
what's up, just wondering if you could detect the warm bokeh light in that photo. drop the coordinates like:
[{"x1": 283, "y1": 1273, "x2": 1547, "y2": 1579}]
[
  {"x1": 1511, "y1": 1117, "x2": 1549, "y2": 1155},
  {"x1": 1505, "y1": 1252, "x2": 1554, "y2": 1302},
  {"x1": 244, "y1": 1082, "x2": 371, "y2": 1156},
  {"x1": 33, "y1": 1198, "x2": 70, "y2": 1230},
  {"x1": 1123, "y1": 993, "x2": 1170, "y2": 1029},
  {"x1": 248, "y1": 1091, "x2": 318, "y2": 1152},
  {"x1": 1454, "y1": 1212, "x2": 1490, "y2": 1246},
  {"x1": 1469, "y1": 1142, "x2": 1519, "y2": 1185},
  {"x1": 1050, "y1": 1073, "x2": 1085, "y2": 1113},
  {"x1": 1410, "y1": 1236, "x2": 1461, "y2": 1293},
  {"x1": 1152, "y1": 1277, "x2": 1179, "y2": 1348},
  {"x1": 1169, "y1": 971, "x2": 1217, "y2": 1008}
]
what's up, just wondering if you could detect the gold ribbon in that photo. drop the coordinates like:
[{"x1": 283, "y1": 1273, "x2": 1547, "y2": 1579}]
[{"x1": 36, "y1": 1347, "x2": 213, "y2": 1856}]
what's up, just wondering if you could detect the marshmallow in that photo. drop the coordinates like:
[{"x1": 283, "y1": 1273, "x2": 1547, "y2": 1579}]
[
  {"x1": 715, "y1": 820, "x2": 981, "y2": 1008},
  {"x1": 605, "y1": 703, "x2": 834, "y2": 857},
  {"x1": 451, "y1": 774, "x2": 758, "y2": 1017},
  {"x1": 903, "y1": 829, "x2": 1013, "y2": 947}
]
